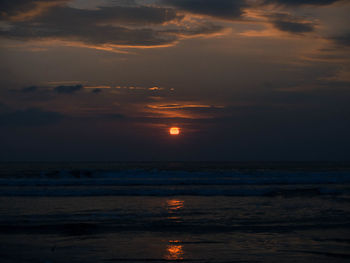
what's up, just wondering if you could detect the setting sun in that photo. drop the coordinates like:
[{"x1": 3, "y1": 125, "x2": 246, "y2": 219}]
[{"x1": 169, "y1": 127, "x2": 180, "y2": 135}]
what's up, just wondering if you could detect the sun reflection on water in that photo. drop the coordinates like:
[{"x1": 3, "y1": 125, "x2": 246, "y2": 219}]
[
  {"x1": 165, "y1": 240, "x2": 184, "y2": 260},
  {"x1": 166, "y1": 200, "x2": 184, "y2": 211},
  {"x1": 166, "y1": 199, "x2": 184, "y2": 221}
]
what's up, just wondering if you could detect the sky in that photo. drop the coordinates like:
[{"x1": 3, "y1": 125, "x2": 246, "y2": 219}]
[{"x1": 0, "y1": 0, "x2": 349, "y2": 161}]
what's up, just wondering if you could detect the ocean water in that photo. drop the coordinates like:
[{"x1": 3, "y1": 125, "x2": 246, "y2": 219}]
[{"x1": 0, "y1": 162, "x2": 349, "y2": 262}]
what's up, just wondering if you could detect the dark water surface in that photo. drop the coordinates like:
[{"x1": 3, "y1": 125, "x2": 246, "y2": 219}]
[{"x1": 0, "y1": 162, "x2": 349, "y2": 262}]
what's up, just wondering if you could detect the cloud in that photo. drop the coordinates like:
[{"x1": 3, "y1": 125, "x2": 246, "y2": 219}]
[
  {"x1": 0, "y1": 0, "x2": 67, "y2": 21},
  {"x1": 16, "y1": 84, "x2": 172, "y2": 96},
  {"x1": 54, "y1": 84, "x2": 83, "y2": 94},
  {"x1": 330, "y1": 32, "x2": 350, "y2": 47},
  {"x1": 0, "y1": 3, "x2": 225, "y2": 49},
  {"x1": 92, "y1": 88, "x2": 103, "y2": 94},
  {"x1": 262, "y1": 0, "x2": 342, "y2": 6},
  {"x1": 0, "y1": 108, "x2": 64, "y2": 126},
  {"x1": 0, "y1": 20, "x2": 177, "y2": 47},
  {"x1": 161, "y1": 0, "x2": 247, "y2": 20},
  {"x1": 15, "y1": 84, "x2": 83, "y2": 94},
  {"x1": 272, "y1": 20, "x2": 314, "y2": 34},
  {"x1": 97, "y1": 113, "x2": 126, "y2": 120},
  {"x1": 145, "y1": 102, "x2": 226, "y2": 119},
  {"x1": 31, "y1": 5, "x2": 181, "y2": 26},
  {"x1": 165, "y1": 23, "x2": 225, "y2": 37},
  {"x1": 148, "y1": 87, "x2": 163, "y2": 91},
  {"x1": 266, "y1": 13, "x2": 315, "y2": 34},
  {"x1": 20, "y1": 85, "x2": 38, "y2": 93},
  {"x1": 147, "y1": 104, "x2": 222, "y2": 110}
]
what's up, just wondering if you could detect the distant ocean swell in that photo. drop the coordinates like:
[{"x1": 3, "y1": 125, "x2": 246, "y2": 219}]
[
  {"x1": 0, "y1": 169, "x2": 349, "y2": 197},
  {"x1": 0, "y1": 186, "x2": 348, "y2": 197}
]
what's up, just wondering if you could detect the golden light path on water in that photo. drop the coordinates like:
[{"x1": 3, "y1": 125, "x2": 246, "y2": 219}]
[
  {"x1": 166, "y1": 200, "x2": 184, "y2": 211},
  {"x1": 166, "y1": 199, "x2": 184, "y2": 221},
  {"x1": 164, "y1": 199, "x2": 185, "y2": 260}
]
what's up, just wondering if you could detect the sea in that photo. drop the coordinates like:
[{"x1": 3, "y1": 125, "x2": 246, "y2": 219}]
[{"x1": 0, "y1": 162, "x2": 349, "y2": 263}]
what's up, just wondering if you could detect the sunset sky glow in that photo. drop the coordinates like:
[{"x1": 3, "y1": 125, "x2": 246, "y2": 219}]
[{"x1": 0, "y1": 0, "x2": 349, "y2": 161}]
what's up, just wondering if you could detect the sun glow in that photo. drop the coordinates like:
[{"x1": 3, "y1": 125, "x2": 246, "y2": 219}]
[{"x1": 169, "y1": 127, "x2": 180, "y2": 135}]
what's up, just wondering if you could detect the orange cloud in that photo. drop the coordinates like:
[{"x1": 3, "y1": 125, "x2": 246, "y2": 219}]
[
  {"x1": 3, "y1": 1, "x2": 67, "y2": 22},
  {"x1": 147, "y1": 104, "x2": 219, "y2": 109},
  {"x1": 149, "y1": 87, "x2": 164, "y2": 91},
  {"x1": 145, "y1": 102, "x2": 225, "y2": 120}
]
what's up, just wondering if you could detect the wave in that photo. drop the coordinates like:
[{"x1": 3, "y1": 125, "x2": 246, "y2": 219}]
[
  {"x1": 0, "y1": 170, "x2": 350, "y2": 187},
  {"x1": 1, "y1": 168, "x2": 349, "y2": 197},
  {"x1": 0, "y1": 185, "x2": 347, "y2": 197}
]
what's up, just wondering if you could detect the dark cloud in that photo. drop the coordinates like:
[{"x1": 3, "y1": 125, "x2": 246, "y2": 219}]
[
  {"x1": 165, "y1": 23, "x2": 224, "y2": 36},
  {"x1": 92, "y1": 88, "x2": 103, "y2": 94},
  {"x1": 0, "y1": 23, "x2": 177, "y2": 46},
  {"x1": 0, "y1": 18, "x2": 174, "y2": 47},
  {"x1": 20, "y1": 85, "x2": 38, "y2": 93},
  {"x1": 330, "y1": 32, "x2": 350, "y2": 46},
  {"x1": 263, "y1": 0, "x2": 342, "y2": 6},
  {"x1": 161, "y1": 0, "x2": 247, "y2": 20},
  {"x1": 272, "y1": 20, "x2": 314, "y2": 34},
  {"x1": 32, "y1": 5, "x2": 181, "y2": 26},
  {"x1": 0, "y1": 1, "x2": 181, "y2": 24},
  {"x1": 0, "y1": 3, "x2": 224, "y2": 47},
  {"x1": 267, "y1": 13, "x2": 315, "y2": 34},
  {"x1": 0, "y1": 0, "x2": 66, "y2": 20},
  {"x1": 99, "y1": 113, "x2": 126, "y2": 120},
  {"x1": 54, "y1": 84, "x2": 83, "y2": 94},
  {"x1": 0, "y1": 108, "x2": 64, "y2": 126},
  {"x1": 14, "y1": 84, "x2": 83, "y2": 94},
  {"x1": 0, "y1": 21, "x2": 222, "y2": 48},
  {"x1": 0, "y1": 0, "x2": 36, "y2": 18}
]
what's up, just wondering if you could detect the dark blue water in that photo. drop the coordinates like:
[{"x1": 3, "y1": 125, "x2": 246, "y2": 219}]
[{"x1": 0, "y1": 162, "x2": 349, "y2": 262}]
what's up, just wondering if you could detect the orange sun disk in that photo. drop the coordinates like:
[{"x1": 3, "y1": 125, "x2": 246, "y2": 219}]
[{"x1": 169, "y1": 127, "x2": 180, "y2": 135}]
